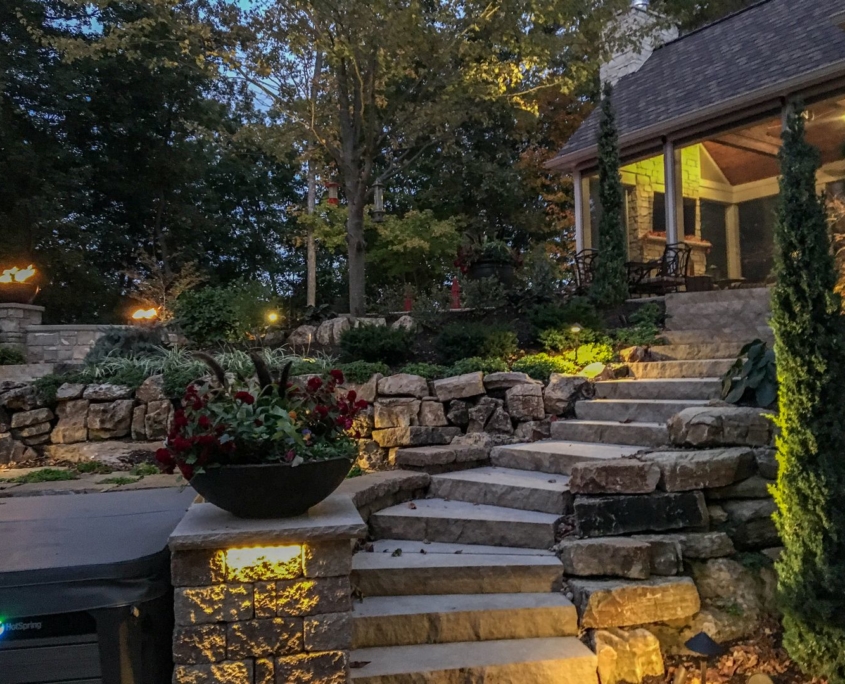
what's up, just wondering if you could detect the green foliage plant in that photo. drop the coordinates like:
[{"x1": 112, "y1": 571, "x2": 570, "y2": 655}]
[
  {"x1": 339, "y1": 326, "x2": 415, "y2": 365},
  {"x1": 539, "y1": 327, "x2": 611, "y2": 354},
  {"x1": 399, "y1": 363, "x2": 450, "y2": 380},
  {"x1": 84, "y1": 328, "x2": 164, "y2": 364},
  {"x1": 337, "y1": 361, "x2": 390, "y2": 384},
  {"x1": 435, "y1": 323, "x2": 517, "y2": 364},
  {"x1": 528, "y1": 297, "x2": 602, "y2": 337},
  {"x1": 460, "y1": 276, "x2": 509, "y2": 311},
  {"x1": 590, "y1": 83, "x2": 629, "y2": 307},
  {"x1": 771, "y1": 104, "x2": 845, "y2": 682},
  {"x1": 174, "y1": 287, "x2": 240, "y2": 347},
  {"x1": 512, "y1": 354, "x2": 578, "y2": 382},
  {"x1": 721, "y1": 340, "x2": 777, "y2": 408},
  {"x1": 0, "y1": 347, "x2": 27, "y2": 365},
  {"x1": 2, "y1": 468, "x2": 78, "y2": 484},
  {"x1": 447, "y1": 357, "x2": 508, "y2": 376}
]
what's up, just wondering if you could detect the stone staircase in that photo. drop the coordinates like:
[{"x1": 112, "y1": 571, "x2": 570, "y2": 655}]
[{"x1": 348, "y1": 296, "x2": 764, "y2": 682}]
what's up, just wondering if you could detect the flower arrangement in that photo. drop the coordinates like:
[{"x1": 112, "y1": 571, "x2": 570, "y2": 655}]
[
  {"x1": 454, "y1": 238, "x2": 520, "y2": 274},
  {"x1": 156, "y1": 354, "x2": 367, "y2": 480}
]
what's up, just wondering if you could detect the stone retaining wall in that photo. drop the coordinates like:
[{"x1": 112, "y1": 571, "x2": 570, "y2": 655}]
[{"x1": 26, "y1": 324, "x2": 132, "y2": 364}]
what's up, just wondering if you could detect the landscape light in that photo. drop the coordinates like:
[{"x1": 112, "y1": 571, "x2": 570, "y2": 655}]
[
  {"x1": 131, "y1": 308, "x2": 157, "y2": 321},
  {"x1": 267, "y1": 312, "x2": 280, "y2": 324},
  {"x1": 685, "y1": 632, "x2": 726, "y2": 684}
]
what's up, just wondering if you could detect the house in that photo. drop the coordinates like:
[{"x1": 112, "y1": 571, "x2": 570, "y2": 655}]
[{"x1": 548, "y1": 0, "x2": 845, "y2": 286}]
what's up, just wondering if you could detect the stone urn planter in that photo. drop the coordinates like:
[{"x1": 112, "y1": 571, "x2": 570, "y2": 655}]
[
  {"x1": 188, "y1": 458, "x2": 353, "y2": 519},
  {"x1": 0, "y1": 282, "x2": 40, "y2": 305},
  {"x1": 467, "y1": 260, "x2": 515, "y2": 286}
]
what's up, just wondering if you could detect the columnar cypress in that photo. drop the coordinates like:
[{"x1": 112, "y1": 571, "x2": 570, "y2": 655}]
[
  {"x1": 590, "y1": 82, "x2": 629, "y2": 307},
  {"x1": 772, "y1": 104, "x2": 845, "y2": 682}
]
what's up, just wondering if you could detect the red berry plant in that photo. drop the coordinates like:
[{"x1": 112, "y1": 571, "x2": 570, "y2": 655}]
[{"x1": 156, "y1": 354, "x2": 367, "y2": 480}]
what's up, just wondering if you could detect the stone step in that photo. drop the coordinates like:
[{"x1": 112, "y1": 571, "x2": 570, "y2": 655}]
[
  {"x1": 575, "y1": 399, "x2": 709, "y2": 424},
  {"x1": 648, "y1": 343, "x2": 742, "y2": 361},
  {"x1": 429, "y1": 467, "x2": 571, "y2": 515},
  {"x1": 352, "y1": 542, "x2": 563, "y2": 596},
  {"x1": 491, "y1": 441, "x2": 641, "y2": 475},
  {"x1": 627, "y1": 359, "x2": 735, "y2": 379},
  {"x1": 370, "y1": 499, "x2": 563, "y2": 549},
  {"x1": 349, "y1": 637, "x2": 598, "y2": 683},
  {"x1": 662, "y1": 329, "x2": 772, "y2": 346},
  {"x1": 352, "y1": 593, "x2": 578, "y2": 648},
  {"x1": 550, "y1": 420, "x2": 668, "y2": 447},
  {"x1": 393, "y1": 445, "x2": 487, "y2": 472},
  {"x1": 594, "y1": 378, "x2": 723, "y2": 401}
]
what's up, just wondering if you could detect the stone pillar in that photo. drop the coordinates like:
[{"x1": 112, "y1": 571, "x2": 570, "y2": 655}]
[
  {"x1": 168, "y1": 495, "x2": 367, "y2": 684},
  {"x1": 0, "y1": 303, "x2": 44, "y2": 350}
]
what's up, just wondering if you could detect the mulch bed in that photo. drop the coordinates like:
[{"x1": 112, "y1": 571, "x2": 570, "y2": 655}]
[{"x1": 646, "y1": 618, "x2": 826, "y2": 683}]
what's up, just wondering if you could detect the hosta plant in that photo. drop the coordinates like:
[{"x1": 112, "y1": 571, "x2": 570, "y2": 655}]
[
  {"x1": 721, "y1": 339, "x2": 777, "y2": 408},
  {"x1": 156, "y1": 354, "x2": 367, "y2": 479}
]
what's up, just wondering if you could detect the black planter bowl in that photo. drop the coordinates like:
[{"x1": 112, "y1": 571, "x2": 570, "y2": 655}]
[
  {"x1": 0, "y1": 283, "x2": 40, "y2": 305},
  {"x1": 467, "y1": 261, "x2": 515, "y2": 286},
  {"x1": 188, "y1": 458, "x2": 354, "y2": 519}
]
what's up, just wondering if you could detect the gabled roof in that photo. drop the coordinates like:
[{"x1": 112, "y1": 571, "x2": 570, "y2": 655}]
[{"x1": 550, "y1": 0, "x2": 845, "y2": 171}]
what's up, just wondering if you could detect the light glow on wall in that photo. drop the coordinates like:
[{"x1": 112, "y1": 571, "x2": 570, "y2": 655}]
[{"x1": 225, "y1": 545, "x2": 303, "y2": 582}]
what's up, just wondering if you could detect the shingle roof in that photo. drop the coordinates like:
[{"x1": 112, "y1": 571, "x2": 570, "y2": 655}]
[{"x1": 553, "y1": 0, "x2": 845, "y2": 169}]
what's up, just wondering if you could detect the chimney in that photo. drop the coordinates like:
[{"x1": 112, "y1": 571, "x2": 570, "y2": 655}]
[{"x1": 600, "y1": 4, "x2": 679, "y2": 87}]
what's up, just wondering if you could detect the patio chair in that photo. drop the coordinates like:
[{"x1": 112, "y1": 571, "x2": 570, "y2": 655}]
[
  {"x1": 573, "y1": 249, "x2": 599, "y2": 295},
  {"x1": 627, "y1": 242, "x2": 693, "y2": 297}
]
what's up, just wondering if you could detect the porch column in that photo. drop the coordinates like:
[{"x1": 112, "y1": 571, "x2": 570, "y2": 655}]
[
  {"x1": 573, "y1": 169, "x2": 585, "y2": 253},
  {"x1": 663, "y1": 140, "x2": 679, "y2": 244},
  {"x1": 726, "y1": 204, "x2": 742, "y2": 279}
]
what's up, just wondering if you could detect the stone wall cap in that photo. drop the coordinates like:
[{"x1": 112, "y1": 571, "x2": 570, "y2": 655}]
[
  {"x1": 168, "y1": 494, "x2": 367, "y2": 551},
  {"x1": 26, "y1": 324, "x2": 132, "y2": 332},
  {"x1": 0, "y1": 303, "x2": 45, "y2": 312}
]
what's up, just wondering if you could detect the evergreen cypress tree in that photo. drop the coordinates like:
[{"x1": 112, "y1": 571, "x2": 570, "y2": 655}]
[
  {"x1": 590, "y1": 82, "x2": 629, "y2": 307},
  {"x1": 773, "y1": 104, "x2": 845, "y2": 683}
]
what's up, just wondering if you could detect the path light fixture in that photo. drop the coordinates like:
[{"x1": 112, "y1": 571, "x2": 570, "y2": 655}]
[
  {"x1": 684, "y1": 632, "x2": 726, "y2": 684},
  {"x1": 371, "y1": 181, "x2": 385, "y2": 223},
  {"x1": 571, "y1": 323, "x2": 583, "y2": 364},
  {"x1": 267, "y1": 311, "x2": 280, "y2": 325}
]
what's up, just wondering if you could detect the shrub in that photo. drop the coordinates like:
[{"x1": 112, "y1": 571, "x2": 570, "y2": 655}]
[
  {"x1": 629, "y1": 302, "x2": 665, "y2": 328},
  {"x1": 539, "y1": 327, "x2": 611, "y2": 354},
  {"x1": 34, "y1": 371, "x2": 92, "y2": 404},
  {"x1": 512, "y1": 354, "x2": 578, "y2": 382},
  {"x1": 399, "y1": 362, "x2": 450, "y2": 380},
  {"x1": 339, "y1": 325, "x2": 414, "y2": 365},
  {"x1": 0, "y1": 346, "x2": 26, "y2": 365},
  {"x1": 435, "y1": 323, "x2": 517, "y2": 364},
  {"x1": 174, "y1": 287, "x2": 240, "y2": 346},
  {"x1": 614, "y1": 324, "x2": 663, "y2": 348},
  {"x1": 528, "y1": 297, "x2": 603, "y2": 336},
  {"x1": 337, "y1": 361, "x2": 391, "y2": 384},
  {"x1": 721, "y1": 339, "x2": 777, "y2": 408},
  {"x1": 563, "y1": 343, "x2": 615, "y2": 367},
  {"x1": 163, "y1": 365, "x2": 204, "y2": 399},
  {"x1": 447, "y1": 357, "x2": 508, "y2": 376},
  {"x1": 84, "y1": 328, "x2": 164, "y2": 364},
  {"x1": 460, "y1": 276, "x2": 508, "y2": 311}
]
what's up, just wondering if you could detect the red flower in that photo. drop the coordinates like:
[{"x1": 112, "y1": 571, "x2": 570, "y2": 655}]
[
  {"x1": 346, "y1": 390, "x2": 357, "y2": 402},
  {"x1": 197, "y1": 434, "x2": 217, "y2": 446},
  {"x1": 314, "y1": 405, "x2": 329, "y2": 418},
  {"x1": 235, "y1": 391, "x2": 255, "y2": 405},
  {"x1": 178, "y1": 463, "x2": 194, "y2": 480},
  {"x1": 192, "y1": 399, "x2": 204, "y2": 411},
  {"x1": 354, "y1": 400, "x2": 369, "y2": 411},
  {"x1": 198, "y1": 415, "x2": 211, "y2": 429},
  {"x1": 155, "y1": 448, "x2": 175, "y2": 473},
  {"x1": 330, "y1": 369, "x2": 345, "y2": 384},
  {"x1": 307, "y1": 376, "x2": 323, "y2": 391},
  {"x1": 174, "y1": 410, "x2": 188, "y2": 428},
  {"x1": 171, "y1": 436, "x2": 193, "y2": 452}
]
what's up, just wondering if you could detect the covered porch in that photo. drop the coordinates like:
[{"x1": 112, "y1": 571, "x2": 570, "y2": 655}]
[{"x1": 574, "y1": 92, "x2": 845, "y2": 290}]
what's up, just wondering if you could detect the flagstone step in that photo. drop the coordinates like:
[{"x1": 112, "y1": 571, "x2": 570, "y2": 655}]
[
  {"x1": 349, "y1": 637, "x2": 598, "y2": 683},
  {"x1": 575, "y1": 399, "x2": 709, "y2": 424},
  {"x1": 370, "y1": 499, "x2": 563, "y2": 549},
  {"x1": 594, "y1": 378, "x2": 723, "y2": 401},
  {"x1": 628, "y1": 359, "x2": 735, "y2": 379},
  {"x1": 352, "y1": 542, "x2": 563, "y2": 596},
  {"x1": 662, "y1": 329, "x2": 771, "y2": 346},
  {"x1": 648, "y1": 343, "x2": 742, "y2": 361},
  {"x1": 429, "y1": 467, "x2": 572, "y2": 515},
  {"x1": 550, "y1": 420, "x2": 668, "y2": 447},
  {"x1": 352, "y1": 593, "x2": 578, "y2": 648},
  {"x1": 392, "y1": 445, "x2": 487, "y2": 471},
  {"x1": 490, "y1": 441, "x2": 641, "y2": 475}
]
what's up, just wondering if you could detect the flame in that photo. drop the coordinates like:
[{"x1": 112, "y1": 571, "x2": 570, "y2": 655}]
[
  {"x1": 132, "y1": 308, "x2": 158, "y2": 321},
  {"x1": 0, "y1": 265, "x2": 36, "y2": 284}
]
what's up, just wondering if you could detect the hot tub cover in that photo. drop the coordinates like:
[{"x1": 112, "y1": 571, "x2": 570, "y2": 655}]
[{"x1": 0, "y1": 487, "x2": 195, "y2": 619}]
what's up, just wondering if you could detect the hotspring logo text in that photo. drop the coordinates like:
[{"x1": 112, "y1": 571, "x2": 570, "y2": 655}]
[{"x1": 0, "y1": 620, "x2": 43, "y2": 637}]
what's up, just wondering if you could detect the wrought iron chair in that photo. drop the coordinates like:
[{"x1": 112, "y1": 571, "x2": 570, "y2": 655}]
[
  {"x1": 627, "y1": 242, "x2": 693, "y2": 297},
  {"x1": 573, "y1": 249, "x2": 599, "y2": 295}
]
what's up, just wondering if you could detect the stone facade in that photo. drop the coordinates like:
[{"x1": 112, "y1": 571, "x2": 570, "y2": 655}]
[
  {"x1": 0, "y1": 304, "x2": 44, "y2": 349},
  {"x1": 26, "y1": 324, "x2": 133, "y2": 364},
  {"x1": 169, "y1": 495, "x2": 366, "y2": 684}
]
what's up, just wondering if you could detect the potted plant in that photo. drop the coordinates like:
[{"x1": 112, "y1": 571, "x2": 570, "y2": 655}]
[
  {"x1": 155, "y1": 354, "x2": 368, "y2": 518},
  {"x1": 456, "y1": 239, "x2": 519, "y2": 285}
]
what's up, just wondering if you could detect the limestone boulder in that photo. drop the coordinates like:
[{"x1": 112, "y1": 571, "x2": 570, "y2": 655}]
[
  {"x1": 136, "y1": 375, "x2": 167, "y2": 403},
  {"x1": 467, "y1": 397, "x2": 500, "y2": 433},
  {"x1": 720, "y1": 499, "x2": 779, "y2": 550},
  {"x1": 374, "y1": 398, "x2": 421, "y2": 429},
  {"x1": 132, "y1": 405, "x2": 147, "y2": 441},
  {"x1": 544, "y1": 374, "x2": 587, "y2": 416},
  {"x1": 631, "y1": 532, "x2": 735, "y2": 561},
  {"x1": 10, "y1": 408, "x2": 54, "y2": 429},
  {"x1": 87, "y1": 399, "x2": 134, "y2": 440},
  {"x1": 505, "y1": 383, "x2": 545, "y2": 422},
  {"x1": 0, "y1": 406, "x2": 9, "y2": 433},
  {"x1": 44, "y1": 440, "x2": 161, "y2": 467},
  {"x1": 352, "y1": 406, "x2": 375, "y2": 439},
  {"x1": 571, "y1": 577, "x2": 700, "y2": 629},
  {"x1": 575, "y1": 492, "x2": 709, "y2": 538},
  {"x1": 0, "y1": 432, "x2": 30, "y2": 464},
  {"x1": 83, "y1": 384, "x2": 133, "y2": 401},
  {"x1": 755, "y1": 448, "x2": 778, "y2": 480},
  {"x1": 641, "y1": 448, "x2": 757, "y2": 492},
  {"x1": 595, "y1": 628, "x2": 664, "y2": 684},
  {"x1": 446, "y1": 400, "x2": 470, "y2": 427},
  {"x1": 315, "y1": 317, "x2": 351, "y2": 346},
  {"x1": 556, "y1": 538, "x2": 651, "y2": 580},
  {"x1": 484, "y1": 407, "x2": 514, "y2": 435},
  {"x1": 1, "y1": 385, "x2": 41, "y2": 411},
  {"x1": 371, "y1": 426, "x2": 460, "y2": 448},
  {"x1": 668, "y1": 406, "x2": 775, "y2": 447},
  {"x1": 619, "y1": 346, "x2": 652, "y2": 363},
  {"x1": 390, "y1": 315, "x2": 416, "y2": 332},
  {"x1": 145, "y1": 400, "x2": 173, "y2": 440},
  {"x1": 483, "y1": 372, "x2": 539, "y2": 393},
  {"x1": 513, "y1": 419, "x2": 551, "y2": 442},
  {"x1": 691, "y1": 557, "x2": 777, "y2": 619},
  {"x1": 450, "y1": 432, "x2": 517, "y2": 452},
  {"x1": 418, "y1": 400, "x2": 448, "y2": 427},
  {"x1": 356, "y1": 439, "x2": 387, "y2": 471},
  {"x1": 52, "y1": 400, "x2": 90, "y2": 444},
  {"x1": 286, "y1": 325, "x2": 316, "y2": 348},
  {"x1": 378, "y1": 374, "x2": 428, "y2": 399},
  {"x1": 570, "y1": 459, "x2": 660, "y2": 495},
  {"x1": 344, "y1": 373, "x2": 382, "y2": 404},
  {"x1": 431, "y1": 373, "x2": 485, "y2": 402},
  {"x1": 56, "y1": 383, "x2": 86, "y2": 401},
  {"x1": 354, "y1": 317, "x2": 387, "y2": 328},
  {"x1": 707, "y1": 474, "x2": 773, "y2": 500}
]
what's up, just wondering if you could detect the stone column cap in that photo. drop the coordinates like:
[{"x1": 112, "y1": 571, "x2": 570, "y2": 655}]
[
  {"x1": 0, "y1": 303, "x2": 45, "y2": 312},
  {"x1": 169, "y1": 494, "x2": 367, "y2": 551}
]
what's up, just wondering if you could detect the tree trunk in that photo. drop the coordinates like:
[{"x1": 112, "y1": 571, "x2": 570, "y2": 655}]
[
  {"x1": 346, "y1": 190, "x2": 367, "y2": 316},
  {"x1": 306, "y1": 159, "x2": 317, "y2": 308}
]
